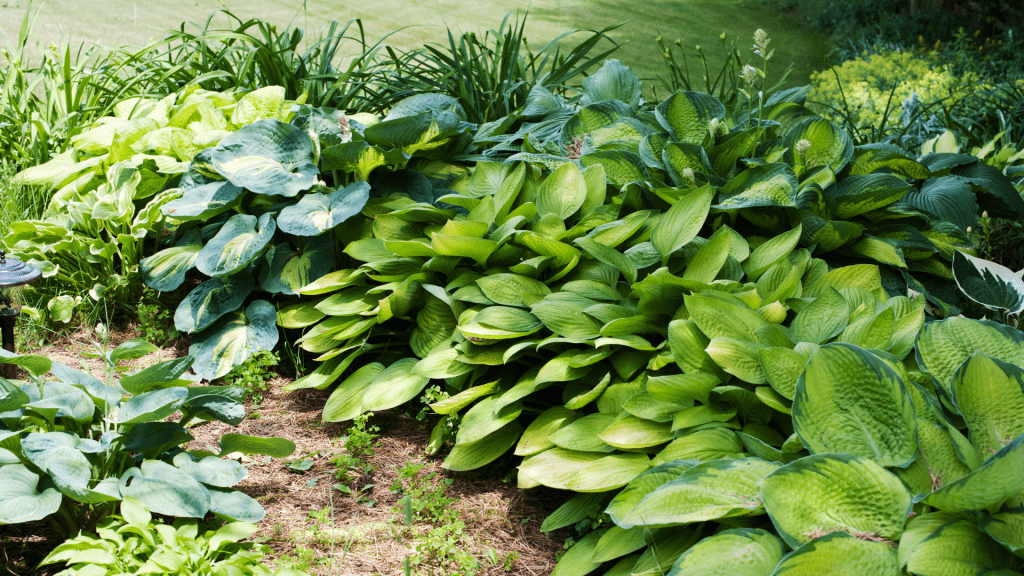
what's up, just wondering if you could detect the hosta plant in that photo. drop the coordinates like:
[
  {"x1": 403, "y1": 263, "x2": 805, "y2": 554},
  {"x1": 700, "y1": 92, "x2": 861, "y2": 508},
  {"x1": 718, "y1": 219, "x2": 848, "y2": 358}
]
[
  {"x1": 41, "y1": 497, "x2": 307, "y2": 576},
  {"x1": 0, "y1": 338, "x2": 295, "y2": 537},
  {"x1": 142, "y1": 92, "x2": 476, "y2": 379}
]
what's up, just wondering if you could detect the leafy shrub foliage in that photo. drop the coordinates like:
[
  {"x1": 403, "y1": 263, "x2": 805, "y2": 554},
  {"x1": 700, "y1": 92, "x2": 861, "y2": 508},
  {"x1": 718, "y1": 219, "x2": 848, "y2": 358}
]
[
  {"x1": 0, "y1": 338, "x2": 295, "y2": 536},
  {"x1": 41, "y1": 498, "x2": 308, "y2": 576}
]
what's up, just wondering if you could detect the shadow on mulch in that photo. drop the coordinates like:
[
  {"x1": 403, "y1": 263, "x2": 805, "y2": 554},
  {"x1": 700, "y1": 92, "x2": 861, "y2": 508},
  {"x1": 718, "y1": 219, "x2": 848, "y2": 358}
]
[{"x1": 2, "y1": 333, "x2": 569, "y2": 575}]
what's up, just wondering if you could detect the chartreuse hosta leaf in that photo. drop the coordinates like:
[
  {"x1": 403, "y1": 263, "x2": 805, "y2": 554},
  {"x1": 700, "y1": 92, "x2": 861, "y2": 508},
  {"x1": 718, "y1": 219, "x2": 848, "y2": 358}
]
[
  {"x1": 760, "y1": 453, "x2": 912, "y2": 549},
  {"x1": 651, "y1": 184, "x2": 714, "y2": 258},
  {"x1": 188, "y1": 300, "x2": 279, "y2": 381},
  {"x1": 981, "y1": 508, "x2": 1024, "y2": 558},
  {"x1": 655, "y1": 90, "x2": 726, "y2": 144},
  {"x1": 901, "y1": 514, "x2": 1021, "y2": 575},
  {"x1": 537, "y1": 161, "x2": 587, "y2": 220},
  {"x1": 615, "y1": 458, "x2": 779, "y2": 529},
  {"x1": 793, "y1": 343, "x2": 917, "y2": 467},
  {"x1": 667, "y1": 528, "x2": 784, "y2": 576},
  {"x1": 276, "y1": 181, "x2": 370, "y2": 237},
  {"x1": 953, "y1": 250, "x2": 1024, "y2": 314},
  {"x1": 915, "y1": 317, "x2": 1024, "y2": 397},
  {"x1": 788, "y1": 286, "x2": 849, "y2": 345},
  {"x1": 210, "y1": 119, "x2": 318, "y2": 197},
  {"x1": 195, "y1": 212, "x2": 275, "y2": 277},
  {"x1": 916, "y1": 434, "x2": 1024, "y2": 513},
  {"x1": 950, "y1": 353, "x2": 1024, "y2": 456},
  {"x1": 771, "y1": 532, "x2": 898, "y2": 576}
]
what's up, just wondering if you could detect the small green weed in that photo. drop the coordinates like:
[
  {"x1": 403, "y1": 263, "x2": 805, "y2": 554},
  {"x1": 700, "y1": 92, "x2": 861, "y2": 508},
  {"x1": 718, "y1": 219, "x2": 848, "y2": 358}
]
[
  {"x1": 223, "y1": 350, "x2": 280, "y2": 405},
  {"x1": 390, "y1": 462, "x2": 456, "y2": 524},
  {"x1": 136, "y1": 288, "x2": 178, "y2": 346}
]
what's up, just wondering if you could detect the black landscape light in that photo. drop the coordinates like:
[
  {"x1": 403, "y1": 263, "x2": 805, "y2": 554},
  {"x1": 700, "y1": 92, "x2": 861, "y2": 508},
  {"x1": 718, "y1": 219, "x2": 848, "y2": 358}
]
[{"x1": 0, "y1": 249, "x2": 40, "y2": 363}]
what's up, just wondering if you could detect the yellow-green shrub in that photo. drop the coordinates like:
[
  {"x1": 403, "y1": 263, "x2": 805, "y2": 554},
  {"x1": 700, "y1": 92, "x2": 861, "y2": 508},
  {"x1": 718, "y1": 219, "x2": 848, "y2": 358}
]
[{"x1": 808, "y1": 50, "x2": 975, "y2": 132}]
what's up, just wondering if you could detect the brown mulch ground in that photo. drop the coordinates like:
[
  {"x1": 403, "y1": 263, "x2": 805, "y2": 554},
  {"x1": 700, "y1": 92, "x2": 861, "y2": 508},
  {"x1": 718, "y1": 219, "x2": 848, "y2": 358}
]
[{"x1": 0, "y1": 329, "x2": 567, "y2": 576}]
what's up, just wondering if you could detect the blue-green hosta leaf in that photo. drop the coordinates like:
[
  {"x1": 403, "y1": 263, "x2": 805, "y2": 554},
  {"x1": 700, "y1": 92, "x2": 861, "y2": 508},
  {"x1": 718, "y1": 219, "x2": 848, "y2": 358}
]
[
  {"x1": 0, "y1": 464, "x2": 62, "y2": 523},
  {"x1": 363, "y1": 109, "x2": 464, "y2": 155},
  {"x1": 20, "y1": 433, "x2": 92, "y2": 492},
  {"x1": 276, "y1": 181, "x2": 370, "y2": 236},
  {"x1": 581, "y1": 59, "x2": 642, "y2": 108},
  {"x1": 783, "y1": 117, "x2": 854, "y2": 174},
  {"x1": 161, "y1": 181, "x2": 243, "y2": 221},
  {"x1": 953, "y1": 160, "x2": 1024, "y2": 221},
  {"x1": 120, "y1": 459, "x2": 210, "y2": 518},
  {"x1": 25, "y1": 382, "x2": 95, "y2": 423},
  {"x1": 902, "y1": 176, "x2": 978, "y2": 232},
  {"x1": 771, "y1": 532, "x2": 898, "y2": 576},
  {"x1": 118, "y1": 387, "x2": 188, "y2": 424},
  {"x1": 917, "y1": 434, "x2": 1024, "y2": 513},
  {"x1": 760, "y1": 453, "x2": 912, "y2": 548},
  {"x1": 618, "y1": 458, "x2": 779, "y2": 529},
  {"x1": 951, "y1": 353, "x2": 1024, "y2": 457},
  {"x1": 793, "y1": 343, "x2": 917, "y2": 467},
  {"x1": 902, "y1": 515, "x2": 1021, "y2": 576},
  {"x1": 172, "y1": 453, "x2": 246, "y2": 488},
  {"x1": 981, "y1": 508, "x2": 1024, "y2": 558},
  {"x1": 174, "y1": 272, "x2": 254, "y2": 334},
  {"x1": 119, "y1": 356, "x2": 195, "y2": 395},
  {"x1": 668, "y1": 528, "x2": 785, "y2": 576},
  {"x1": 651, "y1": 184, "x2": 714, "y2": 258},
  {"x1": 141, "y1": 229, "x2": 203, "y2": 292},
  {"x1": 0, "y1": 349, "x2": 52, "y2": 378},
  {"x1": 915, "y1": 317, "x2": 1024, "y2": 397},
  {"x1": 953, "y1": 251, "x2": 1024, "y2": 315},
  {"x1": 207, "y1": 486, "x2": 264, "y2": 523},
  {"x1": 655, "y1": 90, "x2": 726, "y2": 144},
  {"x1": 188, "y1": 300, "x2": 280, "y2": 381},
  {"x1": 195, "y1": 212, "x2": 275, "y2": 277},
  {"x1": 259, "y1": 235, "x2": 334, "y2": 296},
  {"x1": 210, "y1": 119, "x2": 318, "y2": 197},
  {"x1": 715, "y1": 163, "x2": 798, "y2": 209}
]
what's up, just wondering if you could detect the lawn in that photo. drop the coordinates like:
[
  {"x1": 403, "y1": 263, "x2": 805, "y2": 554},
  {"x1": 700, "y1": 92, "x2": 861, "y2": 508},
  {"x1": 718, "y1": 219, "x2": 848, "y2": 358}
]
[{"x1": 3, "y1": 0, "x2": 830, "y2": 90}]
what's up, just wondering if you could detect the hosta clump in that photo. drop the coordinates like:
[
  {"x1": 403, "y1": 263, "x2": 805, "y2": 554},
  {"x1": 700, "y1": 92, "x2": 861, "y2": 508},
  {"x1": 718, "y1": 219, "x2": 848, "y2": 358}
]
[
  {"x1": 142, "y1": 92, "x2": 476, "y2": 380},
  {"x1": 5, "y1": 86, "x2": 300, "y2": 323},
  {"x1": 41, "y1": 498, "x2": 307, "y2": 576},
  {"x1": 0, "y1": 339, "x2": 295, "y2": 537}
]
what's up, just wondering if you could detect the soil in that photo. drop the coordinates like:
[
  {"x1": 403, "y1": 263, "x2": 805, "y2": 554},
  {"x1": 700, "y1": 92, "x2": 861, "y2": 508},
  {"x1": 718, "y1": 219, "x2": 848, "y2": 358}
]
[{"x1": 0, "y1": 329, "x2": 568, "y2": 576}]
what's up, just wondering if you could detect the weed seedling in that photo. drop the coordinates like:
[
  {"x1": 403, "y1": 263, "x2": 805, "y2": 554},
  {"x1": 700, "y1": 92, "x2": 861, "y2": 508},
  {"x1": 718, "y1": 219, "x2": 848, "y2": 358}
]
[{"x1": 223, "y1": 350, "x2": 280, "y2": 406}]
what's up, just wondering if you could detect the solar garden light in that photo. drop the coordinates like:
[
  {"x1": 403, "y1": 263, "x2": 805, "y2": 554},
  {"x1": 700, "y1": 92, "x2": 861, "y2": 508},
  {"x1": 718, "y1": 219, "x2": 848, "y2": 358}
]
[{"x1": 0, "y1": 249, "x2": 41, "y2": 378}]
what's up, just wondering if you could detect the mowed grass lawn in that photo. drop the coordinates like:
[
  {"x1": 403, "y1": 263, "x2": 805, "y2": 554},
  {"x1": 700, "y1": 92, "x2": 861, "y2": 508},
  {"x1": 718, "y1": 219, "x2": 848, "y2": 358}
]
[{"x1": 3, "y1": 0, "x2": 829, "y2": 91}]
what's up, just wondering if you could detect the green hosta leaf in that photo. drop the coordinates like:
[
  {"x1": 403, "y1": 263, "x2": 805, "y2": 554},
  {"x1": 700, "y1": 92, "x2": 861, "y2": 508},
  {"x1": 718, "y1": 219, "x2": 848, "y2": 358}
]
[
  {"x1": 951, "y1": 353, "x2": 1024, "y2": 457},
  {"x1": 119, "y1": 387, "x2": 188, "y2": 424},
  {"x1": 207, "y1": 486, "x2": 264, "y2": 523},
  {"x1": 915, "y1": 317, "x2": 1024, "y2": 397},
  {"x1": 760, "y1": 453, "x2": 912, "y2": 548},
  {"x1": 651, "y1": 184, "x2": 714, "y2": 258},
  {"x1": 598, "y1": 415, "x2": 672, "y2": 449},
  {"x1": 681, "y1": 230, "x2": 730, "y2": 284},
  {"x1": 564, "y1": 452, "x2": 651, "y2": 492},
  {"x1": 195, "y1": 213, "x2": 275, "y2": 277},
  {"x1": 516, "y1": 406, "x2": 581, "y2": 457},
  {"x1": 771, "y1": 532, "x2": 898, "y2": 576},
  {"x1": 706, "y1": 337, "x2": 766, "y2": 384},
  {"x1": 0, "y1": 464, "x2": 62, "y2": 523},
  {"x1": 830, "y1": 174, "x2": 913, "y2": 219},
  {"x1": 476, "y1": 274, "x2": 550, "y2": 307},
  {"x1": 531, "y1": 295, "x2": 603, "y2": 339},
  {"x1": 575, "y1": 236, "x2": 638, "y2": 285},
  {"x1": 161, "y1": 181, "x2": 243, "y2": 221},
  {"x1": 981, "y1": 508, "x2": 1024, "y2": 558},
  {"x1": 793, "y1": 343, "x2": 917, "y2": 467},
  {"x1": 210, "y1": 119, "x2": 318, "y2": 197},
  {"x1": 188, "y1": 300, "x2": 279, "y2": 381},
  {"x1": 119, "y1": 459, "x2": 211, "y2": 518},
  {"x1": 917, "y1": 434, "x2": 1024, "y2": 513},
  {"x1": 579, "y1": 151, "x2": 648, "y2": 187},
  {"x1": 321, "y1": 363, "x2": 383, "y2": 422},
  {"x1": 320, "y1": 141, "x2": 399, "y2": 181},
  {"x1": 363, "y1": 109, "x2": 464, "y2": 155},
  {"x1": 443, "y1": 421, "x2": 523, "y2": 472},
  {"x1": 743, "y1": 225, "x2": 803, "y2": 281},
  {"x1": 902, "y1": 515, "x2": 1020, "y2": 576},
  {"x1": 174, "y1": 273, "x2": 254, "y2": 333},
  {"x1": 549, "y1": 529, "x2": 604, "y2": 576},
  {"x1": 685, "y1": 293, "x2": 768, "y2": 341},
  {"x1": 537, "y1": 161, "x2": 587, "y2": 220},
  {"x1": 758, "y1": 346, "x2": 808, "y2": 400},
  {"x1": 784, "y1": 117, "x2": 854, "y2": 173},
  {"x1": 581, "y1": 59, "x2": 642, "y2": 108},
  {"x1": 276, "y1": 181, "x2": 369, "y2": 237},
  {"x1": 655, "y1": 90, "x2": 726, "y2": 144},
  {"x1": 667, "y1": 319, "x2": 727, "y2": 380},
  {"x1": 953, "y1": 250, "x2": 1024, "y2": 314},
  {"x1": 668, "y1": 528, "x2": 785, "y2": 576},
  {"x1": 518, "y1": 448, "x2": 605, "y2": 490},
  {"x1": 716, "y1": 163, "x2": 798, "y2": 209},
  {"x1": 360, "y1": 358, "x2": 429, "y2": 412},
  {"x1": 606, "y1": 460, "x2": 694, "y2": 525},
  {"x1": 618, "y1": 458, "x2": 779, "y2": 528},
  {"x1": 217, "y1": 434, "x2": 295, "y2": 458},
  {"x1": 789, "y1": 286, "x2": 849, "y2": 344},
  {"x1": 903, "y1": 176, "x2": 978, "y2": 232},
  {"x1": 259, "y1": 235, "x2": 333, "y2": 296}
]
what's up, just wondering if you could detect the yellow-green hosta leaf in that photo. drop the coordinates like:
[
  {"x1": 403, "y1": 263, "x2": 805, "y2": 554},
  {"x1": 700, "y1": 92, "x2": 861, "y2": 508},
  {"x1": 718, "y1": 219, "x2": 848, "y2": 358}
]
[
  {"x1": 829, "y1": 174, "x2": 912, "y2": 219},
  {"x1": 210, "y1": 120, "x2": 318, "y2": 197},
  {"x1": 651, "y1": 184, "x2": 714, "y2": 258},
  {"x1": 515, "y1": 406, "x2": 581, "y2": 457},
  {"x1": 760, "y1": 453, "x2": 912, "y2": 548},
  {"x1": 847, "y1": 235, "x2": 907, "y2": 269},
  {"x1": 231, "y1": 86, "x2": 286, "y2": 125},
  {"x1": 685, "y1": 293, "x2": 768, "y2": 341},
  {"x1": 771, "y1": 532, "x2": 897, "y2": 576},
  {"x1": 537, "y1": 161, "x2": 587, "y2": 220},
  {"x1": 196, "y1": 213, "x2": 275, "y2": 277},
  {"x1": 672, "y1": 403, "x2": 737, "y2": 431},
  {"x1": 531, "y1": 294, "x2": 603, "y2": 339},
  {"x1": 915, "y1": 317, "x2": 1024, "y2": 397},
  {"x1": 362, "y1": 109, "x2": 465, "y2": 156},
  {"x1": 580, "y1": 151, "x2": 648, "y2": 187},
  {"x1": 443, "y1": 420, "x2": 523, "y2": 472},
  {"x1": 599, "y1": 415, "x2": 673, "y2": 449},
  {"x1": 548, "y1": 529, "x2": 604, "y2": 576},
  {"x1": 836, "y1": 307, "x2": 895, "y2": 351},
  {"x1": 805, "y1": 264, "x2": 883, "y2": 299},
  {"x1": 716, "y1": 163, "x2": 798, "y2": 210},
  {"x1": 668, "y1": 528, "x2": 785, "y2": 576},
  {"x1": 652, "y1": 428, "x2": 744, "y2": 466},
  {"x1": 647, "y1": 372, "x2": 719, "y2": 404},
  {"x1": 618, "y1": 458, "x2": 779, "y2": 528},
  {"x1": 981, "y1": 508, "x2": 1024, "y2": 559},
  {"x1": 682, "y1": 230, "x2": 730, "y2": 284},
  {"x1": 951, "y1": 354, "x2": 1024, "y2": 457},
  {"x1": 321, "y1": 363, "x2": 384, "y2": 422},
  {"x1": 564, "y1": 453, "x2": 651, "y2": 493},
  {"x1": 519, "y1": 448, "x2": 606, "y2": 490},
  {"x1": 360, "y1": 358, "x2": 430, "y2": 412},
  {"x1": 575, "y1": 236, "x2": 638, "y2": 285},
  {"x1": 903, "y1": 516, "x2": 1020, "y2": 576},
  {"x1": 897, "y1": 417, "x2": 972, "y2": 496},
  {"x1": 706, "y1": 337, "x2": 766, "y2": 384},
  {"x1": 917, "y1": 434, "x2": 1024, "y2": 513},
  {"x1": 476, "y1": 274, "x2": 550, "y2": 307},
  {"x1": 743, "y1": 225, "x2": 804, "y2": 281},
  {"x1": 758, "y1": 347, "x2": 809, "y2": 399},
  {"x1": 654, "y1": 90, "x2": 726, "y2": 144},
  {"x1": 550, "y1": 413, "x2": 617, "y2": 453},
  {"x1": 431, "y1": 233, "x2": 497, "y2": 266},
  {"x1": 793, "y1": 343, "x2": 917, "y2": 466},
  {"x1": 789, "y1": 286, "x2": 849, "y2": 345},
  {"x1": 296, "y1": 269, "x2": 364, "y2": 295},
  {"x1": 606, "y1": 460, "x2": 694, "y2": 526}
]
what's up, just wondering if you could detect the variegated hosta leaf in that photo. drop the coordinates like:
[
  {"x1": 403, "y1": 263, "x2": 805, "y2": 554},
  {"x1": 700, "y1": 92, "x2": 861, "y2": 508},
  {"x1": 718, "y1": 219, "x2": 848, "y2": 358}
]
[
  {"x1": 916, "y1": 434, "x2": 1024, "y2": 513},
  {"x1": 141, "y1": 228, "x2": 203, "y2": 292},
  {"x1": 902, "y1": 515, "x2": 1020, "y2": 575},
  {"x1": 654, "y1": 90, "x2": 726, "y2": 144},
  {"x1": 759, "y1": 453, "x2": 912, "y2": 548},
  {"x1": 615, "y1": 458, "x2": 779, "y2": 529},
  {"x1": 195, "y1": 212, "x2": 276, "y2": 277},
  {"x1": 980, "y1": 508, "x2": 1024, "y2": 558},
  {"x1": 715, "y1": 163, "x2": 798, "y2": 210},
  {"x1": 258, "y1": 235, "x2": 334, "y2": 296},
  {"x1": 953, "y1": 250, "x2": 1024, "y2": 315},
  {"x1": 174, "y1": 272, "x2": 254, "y2": 334},
  {"x1": 793, "y1": 343, "x2": 917, "y2": 467},
  {"x1": 276, "y1": 181, "x2": 370, "y2": 236},
  {"x1": 160, "y1": 180, "x2": 243, "y2": 221},
  {"x1": 210, "y1": 119, "x2": 319, "y2": 197},
  {"x1": 188, "y1": 300, "x2": 279, "y2": 381},
  {"x1": 950, "y1": 353, "x2": 1024, "y2": 457},
  {"x1": 119, "y1": 459, "x2": 211, "y2": 518},
  {"x1": 362, "y1": 109, "x2": 464, "y2": 156},
  {"x1": 667, "y1": 528, "x2": 785, "y2": 576},
  {"x1": 770, "y1": 532, "x2": 897, "y2": 576},
  {"x1": 915, "y1": 316, "x2": 1024, "y2": 398}
]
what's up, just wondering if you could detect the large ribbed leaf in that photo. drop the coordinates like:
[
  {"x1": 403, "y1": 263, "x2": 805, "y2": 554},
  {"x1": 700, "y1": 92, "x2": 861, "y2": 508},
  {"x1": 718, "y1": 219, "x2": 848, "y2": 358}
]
[
  {"x1": 655, "y1": 90, "x2": 726, "y2": 144},
  {"x1": 789, "y1": 286, "x2": 849, "y2": 345},
  {"x1": 188, "y1": 300, "x2": 280, "y2": 381},
  {"x1": 793, "y1": 343, "x2": 917, "y2": 467},
  {"x1": 581, "y1": 59, "x2": 642, "y2": 108},
  {"x1": 902, "y1": 176, "x2": 978, "y2": 232},
  {"x1": 902, "y1": 515, "x2": 1020, "y2": 575},
  {"x1": 951, "y1": 353, "x2": 1024, "y2": 456},
  {"x1": 141, "y1": 228, "x2": 202, "y2": 292},
  {"x1": 917, "y1": 434, "x2": 1024, "y2": 513},
  {"x1": 0, "y1": 464, "x2": 62, "y2": 523},
  {"x1": 174, "y1": 272, "x2": 254, "y2": 333},
  {"x1": 915, "y1": 317, "x2": 1024, "y2": 397},
  {"x1": 783, "y1": 117, "x2": 854, "y2": 173},
  {"x1": 362, "y1": 109, "x2": 464, "y2": 155},
  {"x1": 258, "y1": 235, "x2": 333, "y2": 296},
  {"x1": 276, "y1": 181, "x2": 370, "y2": 237},
  {"x1": 716, "y1": 163, "x2": 798, "y2": 209},
  {"x1": 210, "y1": 119, "x2": 318, "y2": 197},
  {"x1": 617, "y1": 458, "x2": 778, "y2": 528},
  {"x1": 771, "y1": 532, "x2": 897, "y2": 576},
  {"x1": 119, "y1": 460, "x2": 210, "y2": 518},
  {"x1": 760, "y1": 453, "x2": 912, "y2": 548},
  {"x1": 161, "y1": 181, "x2": 243, "y2": 221},
  {"x1": 981, "y1": 508, "x2": 1024, "y2": 558},
  {"x1": 953, "y1": 251, "x2": 1024, "y2": 315},
  {"x1": 668, "y1": 528, "x2": 784, "y2": 576},
  {"x1": 195, "y1": 213, "x2": 275, "y2": 277}
]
